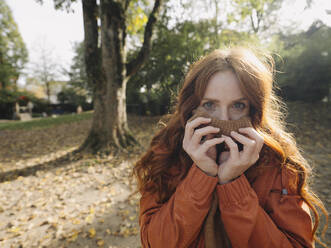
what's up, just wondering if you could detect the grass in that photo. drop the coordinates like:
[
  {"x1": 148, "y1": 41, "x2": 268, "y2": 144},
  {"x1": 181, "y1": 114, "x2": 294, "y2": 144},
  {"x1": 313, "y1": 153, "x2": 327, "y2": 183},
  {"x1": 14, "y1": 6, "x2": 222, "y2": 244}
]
[{"x1": 0, "y1": 111, "x2": 93, "y2": 131}]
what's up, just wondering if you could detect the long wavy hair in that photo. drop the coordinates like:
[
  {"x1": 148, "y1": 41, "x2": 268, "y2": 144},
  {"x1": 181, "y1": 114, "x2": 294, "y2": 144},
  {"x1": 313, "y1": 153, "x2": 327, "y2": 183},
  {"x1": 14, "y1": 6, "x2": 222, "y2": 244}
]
[{"x1": 134, "y1": 48, "x2": 328, "y2": 245}]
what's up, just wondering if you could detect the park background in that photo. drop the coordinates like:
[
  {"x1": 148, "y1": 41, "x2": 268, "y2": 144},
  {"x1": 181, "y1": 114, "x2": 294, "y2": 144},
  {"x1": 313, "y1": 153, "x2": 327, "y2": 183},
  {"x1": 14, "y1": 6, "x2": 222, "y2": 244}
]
[{"x1": 0, "y1": 0, "x2": 330, "y2": 247}]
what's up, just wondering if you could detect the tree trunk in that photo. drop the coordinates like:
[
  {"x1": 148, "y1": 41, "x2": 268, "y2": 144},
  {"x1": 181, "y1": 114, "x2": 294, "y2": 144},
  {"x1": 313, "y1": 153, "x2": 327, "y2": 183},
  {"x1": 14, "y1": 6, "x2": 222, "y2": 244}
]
[
  {"x1": 80, "y1": 0, "x2": 135, "y2": 153},
  {"x1": 80, "y1": 0, "x2": 162, "y2": 153},
  {"x1": 99, "y1": 0, "x2": 137, "y2": 149},
  {"x1": 80, "y1": 0, "x2": 109, "y2": 153}
]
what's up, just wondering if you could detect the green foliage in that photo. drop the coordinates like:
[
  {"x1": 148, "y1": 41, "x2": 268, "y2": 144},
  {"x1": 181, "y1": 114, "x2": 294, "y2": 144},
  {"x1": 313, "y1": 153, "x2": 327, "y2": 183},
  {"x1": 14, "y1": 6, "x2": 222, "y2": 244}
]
[
  {"x1": 67, "y1": 42, "x2": 91, "y2": 95},
  {"x1": 126, "y1": 0, "x2": 149, "y2": 36},
  {"x1": 0, "y1": 0, "x2": 28, "y2": 88},
  {"x1": 274, "y1": 21, "x2": 331, "y2": 101},
  {"x1": 0, "y1": 88, "x2": 37, "y2": 105},
  {"x1": 0, "y1": 88, "x2": 46, "y2": 118},
  {"x1": 0, "y1": 89, "x2": 20, "y2": 105},
  {"x1": 57, "y1": 87, "x2": 87, "y2": 106}
]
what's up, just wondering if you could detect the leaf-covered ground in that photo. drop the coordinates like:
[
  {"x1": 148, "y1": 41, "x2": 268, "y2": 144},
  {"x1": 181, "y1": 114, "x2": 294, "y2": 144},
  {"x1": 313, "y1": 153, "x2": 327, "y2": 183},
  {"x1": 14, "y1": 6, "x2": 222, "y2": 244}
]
[{"x1": 0, "y1": 102, "x2": 330, "y2": 248}]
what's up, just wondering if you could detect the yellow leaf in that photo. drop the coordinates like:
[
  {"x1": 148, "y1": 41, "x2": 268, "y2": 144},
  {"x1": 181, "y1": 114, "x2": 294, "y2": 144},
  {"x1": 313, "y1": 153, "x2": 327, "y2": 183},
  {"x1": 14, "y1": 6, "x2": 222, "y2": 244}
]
[
  {"x1": 72, "y1": 219, "x2": 81, "y2": 225},
  {"x1": 132, "y1": 226, "x2": 138, "y2": 235},
  {"x1": 119, "y1": 209, "x2": 130, "y2": 217},
  {"x1": 129, "y1": 215, "x2": 136, "y2": 221},
  {"x1": 85, "y1": 214, "x2": 94, "y2": 224},
  {"x1": 120, "y1": 226, "x2": 130, "y2": 237},
  {"x1": 88, "y1": 228, "x2": 96, "y2": 238},
  {"x1": 8, "y1": 227, "x2": 20, "y2": 233},
  {"x1": 68, "y1": 231, "x2": 79, "y2": 242},
  {"x1": 97, "y1": 239, "x2": 105, "y2": 246},
  {"x1": 90, "y1": 207, "x2": 95, "y2": 214}
]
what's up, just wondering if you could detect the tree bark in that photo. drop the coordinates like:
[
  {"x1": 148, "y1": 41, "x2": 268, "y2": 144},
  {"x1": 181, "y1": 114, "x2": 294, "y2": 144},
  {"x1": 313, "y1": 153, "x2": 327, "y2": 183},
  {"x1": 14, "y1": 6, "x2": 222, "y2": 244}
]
[
  {"x1": 80, "y1": 0, "x2": 162, "y2": 153},
  {"x1": 80, "y1": 0, "x2": 109, "y2": 152}
]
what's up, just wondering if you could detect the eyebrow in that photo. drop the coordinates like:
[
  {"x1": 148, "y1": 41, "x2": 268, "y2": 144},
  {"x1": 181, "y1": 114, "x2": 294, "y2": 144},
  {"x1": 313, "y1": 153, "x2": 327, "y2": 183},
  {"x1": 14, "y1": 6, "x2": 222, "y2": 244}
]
[{"x1": 202, "y1": 97, "x2": 248, "y2": 102}]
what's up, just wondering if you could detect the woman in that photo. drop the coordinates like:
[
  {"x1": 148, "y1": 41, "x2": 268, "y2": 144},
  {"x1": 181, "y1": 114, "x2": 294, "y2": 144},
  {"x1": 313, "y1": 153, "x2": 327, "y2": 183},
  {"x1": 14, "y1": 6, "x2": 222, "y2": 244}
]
[{"x1": 134, "y1": 48, "x2": 328, "y2": 248}]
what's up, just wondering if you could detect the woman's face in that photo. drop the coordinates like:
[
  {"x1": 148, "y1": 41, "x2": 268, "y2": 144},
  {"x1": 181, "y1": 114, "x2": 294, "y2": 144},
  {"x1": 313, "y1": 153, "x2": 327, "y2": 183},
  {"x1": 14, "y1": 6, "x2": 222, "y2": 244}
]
[{"x1": 199, "y1": 70, "x2": 250, "y2": 121}]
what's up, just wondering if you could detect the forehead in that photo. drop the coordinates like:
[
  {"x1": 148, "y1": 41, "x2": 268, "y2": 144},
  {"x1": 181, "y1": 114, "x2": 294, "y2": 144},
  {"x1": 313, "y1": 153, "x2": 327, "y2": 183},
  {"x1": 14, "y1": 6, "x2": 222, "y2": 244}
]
[{"x1": 203, "y1": 70, "x2": 245, "y2": 101}]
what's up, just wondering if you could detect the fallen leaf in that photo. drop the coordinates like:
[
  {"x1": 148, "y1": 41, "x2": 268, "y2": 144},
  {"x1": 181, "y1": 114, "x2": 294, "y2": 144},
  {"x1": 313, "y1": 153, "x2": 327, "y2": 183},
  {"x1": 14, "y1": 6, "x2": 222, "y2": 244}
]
[
  {"x1": 97, "y1": 239, "x2": 105, "y2": 246},
  {"x1": 88, "y1": 228, "x2": 96, "y2": 238}
]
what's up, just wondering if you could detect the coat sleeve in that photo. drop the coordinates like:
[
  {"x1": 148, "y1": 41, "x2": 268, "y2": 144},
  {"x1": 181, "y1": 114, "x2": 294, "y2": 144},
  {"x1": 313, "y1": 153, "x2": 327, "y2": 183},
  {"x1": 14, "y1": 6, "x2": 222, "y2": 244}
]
[
  {"x1": 139, "y1": 164, "x2": 218, "y2": 248},
  {"x1": 216, "y1": 167, "x2": 314, "y2": 248}
]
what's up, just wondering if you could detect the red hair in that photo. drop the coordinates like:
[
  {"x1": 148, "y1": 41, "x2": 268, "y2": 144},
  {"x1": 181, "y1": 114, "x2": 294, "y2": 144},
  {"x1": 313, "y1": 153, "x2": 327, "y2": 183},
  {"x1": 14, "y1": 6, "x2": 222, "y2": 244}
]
[{"x1": 134, "y1": 48, "x2": 328, "y2": 246}]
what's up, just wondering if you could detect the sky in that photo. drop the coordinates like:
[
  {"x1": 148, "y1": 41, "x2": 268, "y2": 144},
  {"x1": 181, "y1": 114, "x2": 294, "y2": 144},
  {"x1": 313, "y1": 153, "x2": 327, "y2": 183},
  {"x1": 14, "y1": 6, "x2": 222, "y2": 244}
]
[
  {"x1": 6, "y1": 0, "x2": 331, "y2": 85},
  {"x1": 6, "y1": 0, "x2": 84, "y2": 84},
  {"x1": 282, "y1": 0, "x2": 331, "y2": 28}
]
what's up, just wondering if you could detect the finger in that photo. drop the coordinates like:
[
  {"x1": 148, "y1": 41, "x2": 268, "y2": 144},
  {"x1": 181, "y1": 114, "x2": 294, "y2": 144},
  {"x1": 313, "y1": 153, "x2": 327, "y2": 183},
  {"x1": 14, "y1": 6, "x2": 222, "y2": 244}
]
[
  {"x1": 185, "y1": 117, "x2": 211, "y2": 140},
  {"x1": 230, "y1": 131, "x2": 256, "y2": 151},
  {"x1": 222, "y1": 135, "x2": 240, "y2": 158},
  {"x1": 191, "y1": 126, "x2": 220, "y2": 145},
  {"x1": 200, "y1": 137, "x2": 225, "y2": 153},
  {"x1": 200, "y1": 133, "x2": 215, "y2": 144},
  {"x1": 238, "y1": 127, "x2": 264, "y2": 150}
]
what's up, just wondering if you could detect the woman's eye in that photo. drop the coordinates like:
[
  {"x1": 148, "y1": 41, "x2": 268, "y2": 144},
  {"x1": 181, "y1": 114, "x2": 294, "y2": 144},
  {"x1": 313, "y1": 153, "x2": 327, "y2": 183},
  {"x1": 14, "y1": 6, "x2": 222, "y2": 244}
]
[
  {"x1": 202, "y1": 101, "x2": 214, "y2": 110},
  {"x1": 233, "y1": 102, "x2": 246, "y2": 110}
]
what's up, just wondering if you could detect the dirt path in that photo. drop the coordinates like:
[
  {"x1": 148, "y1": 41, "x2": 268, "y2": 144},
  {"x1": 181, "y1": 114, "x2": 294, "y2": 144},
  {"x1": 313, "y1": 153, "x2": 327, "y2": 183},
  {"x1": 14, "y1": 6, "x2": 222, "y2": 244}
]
[{"x1": 0, "y1": 103, "x2": 330, "y2": 247}]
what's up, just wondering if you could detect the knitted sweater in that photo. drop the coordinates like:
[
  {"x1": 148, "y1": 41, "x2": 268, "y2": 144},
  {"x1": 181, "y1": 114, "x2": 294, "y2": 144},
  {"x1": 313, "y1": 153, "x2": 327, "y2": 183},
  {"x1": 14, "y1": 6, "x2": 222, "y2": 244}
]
[{"x1": 187, "y1": 106, "x2": 253, "y2": 137}]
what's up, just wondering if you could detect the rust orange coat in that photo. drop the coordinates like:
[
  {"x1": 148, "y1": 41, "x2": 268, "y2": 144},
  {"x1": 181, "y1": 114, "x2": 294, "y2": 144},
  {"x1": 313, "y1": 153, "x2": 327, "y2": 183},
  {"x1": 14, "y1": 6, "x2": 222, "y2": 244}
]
[{"x1": 139, "y1": 163, "x2": 314, "y2": 248}]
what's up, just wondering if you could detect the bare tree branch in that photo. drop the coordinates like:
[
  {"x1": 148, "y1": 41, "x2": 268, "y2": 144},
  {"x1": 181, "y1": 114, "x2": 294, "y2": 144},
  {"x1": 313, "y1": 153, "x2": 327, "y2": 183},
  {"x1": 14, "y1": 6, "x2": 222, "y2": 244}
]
[
  {"x1": 126, "y1": 0, "x2": 162, "y2": 78},
  {"x1": 124, "y1": 0, "x2": 131, "y2": 11},
  {"x1": 250, "y1": 14, "x2": 258, "y2": 33}
]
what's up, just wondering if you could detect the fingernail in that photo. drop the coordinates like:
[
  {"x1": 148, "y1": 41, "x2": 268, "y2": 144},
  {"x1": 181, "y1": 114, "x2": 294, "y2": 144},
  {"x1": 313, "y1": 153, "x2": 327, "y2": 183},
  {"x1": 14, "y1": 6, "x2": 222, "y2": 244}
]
[{"x1": 231, "y1": 131, "x2": 237, "y2": 135}]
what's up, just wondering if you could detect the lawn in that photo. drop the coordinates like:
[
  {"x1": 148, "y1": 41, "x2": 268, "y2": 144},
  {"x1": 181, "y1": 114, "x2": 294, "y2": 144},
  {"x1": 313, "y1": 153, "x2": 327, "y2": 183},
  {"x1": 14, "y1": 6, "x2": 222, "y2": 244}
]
[{"x1": 0, "y1": 112, "x2": 93, "y2": 131}]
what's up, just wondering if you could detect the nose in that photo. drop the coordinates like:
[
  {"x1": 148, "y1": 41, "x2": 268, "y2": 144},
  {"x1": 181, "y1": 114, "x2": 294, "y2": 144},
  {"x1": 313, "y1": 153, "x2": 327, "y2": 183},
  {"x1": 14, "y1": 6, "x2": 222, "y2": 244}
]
[{"x1": 212, "y1": 107, "x2": 229, "y2": 121}]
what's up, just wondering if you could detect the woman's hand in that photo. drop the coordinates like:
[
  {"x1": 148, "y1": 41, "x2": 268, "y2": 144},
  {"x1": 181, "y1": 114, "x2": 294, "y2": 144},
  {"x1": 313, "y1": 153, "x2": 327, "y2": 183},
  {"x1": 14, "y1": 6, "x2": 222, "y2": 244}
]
[
  {"x1": 217, "y1": 127, "x2": 264, "y2": 184},
  {"x1": 183, "y1": 117, "x2": 225, "y2": 177}
]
